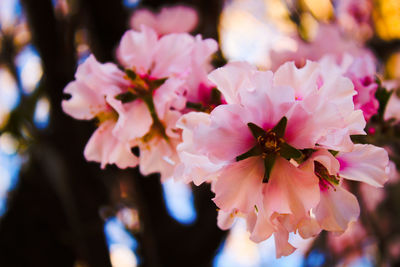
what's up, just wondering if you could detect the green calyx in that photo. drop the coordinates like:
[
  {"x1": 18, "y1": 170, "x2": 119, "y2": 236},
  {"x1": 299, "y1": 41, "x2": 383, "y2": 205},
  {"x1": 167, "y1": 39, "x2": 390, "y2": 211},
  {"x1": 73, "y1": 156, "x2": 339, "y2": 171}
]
[
  {"x1": 236, "y1": 117, "x2": 301, "y2": 183},
  {"x1": 115, "y1": 69, "x2": 169, "y2": 142}
]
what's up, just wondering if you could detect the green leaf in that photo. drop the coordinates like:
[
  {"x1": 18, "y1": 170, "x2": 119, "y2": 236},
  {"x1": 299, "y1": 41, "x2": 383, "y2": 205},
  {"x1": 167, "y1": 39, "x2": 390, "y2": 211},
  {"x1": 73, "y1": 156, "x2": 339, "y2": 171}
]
[
  {"x1": 115, "y1": 92, "x2": 137, "y2": 103},
  {"x1": 328, "y1": 150, "x2": 339, "y2": 157},
  {"x1": 247, "y1": 122, "x2": 265, "y2": 139},
  {"x1": 263, "y1": 153, "x2": 276, "y2": 183},
  {"x1": 272, "y1": 116, "x2": 287, "y2": 138},
  {"x1": 279, "y1": 142, "x2": 302, "y2": 159},
  {"x1": 236, "y1": 145, "x2": 262, "y2": 161},
  {"x1": 375, "y1": 85, "x2": 393, "y2": 120},
  {"x1": 125, "y1": 69, "x2": 137, "y2": 81},
  {"x1": 150, "y1": 77, "x2": 168, "y2": 90}
]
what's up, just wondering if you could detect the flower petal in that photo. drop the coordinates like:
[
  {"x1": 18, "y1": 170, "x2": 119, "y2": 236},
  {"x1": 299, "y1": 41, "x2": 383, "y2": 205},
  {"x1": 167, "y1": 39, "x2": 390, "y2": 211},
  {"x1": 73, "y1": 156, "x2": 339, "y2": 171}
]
[
  {"x1": 84, "y1": 121, "x2": 138, "y2": 169},
  {"x1": 314, "y1": 185, "x2": 360, "y2": 233},
  {"x1": 337, "y1": 144, "x2": 389, "y2": 187},
  {"x1": 213, "y1": 156, "x2": 264, "y2": 213}
]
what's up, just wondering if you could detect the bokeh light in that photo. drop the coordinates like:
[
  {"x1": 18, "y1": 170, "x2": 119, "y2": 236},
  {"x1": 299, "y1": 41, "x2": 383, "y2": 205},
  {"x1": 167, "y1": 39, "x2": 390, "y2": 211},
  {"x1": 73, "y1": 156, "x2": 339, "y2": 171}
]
[
  {"x1": 162, "y1": 179, "x2": 197, "y2": 225},
  {"x1": 15, "y1": 44, "x2": 43, "y2": 94}
]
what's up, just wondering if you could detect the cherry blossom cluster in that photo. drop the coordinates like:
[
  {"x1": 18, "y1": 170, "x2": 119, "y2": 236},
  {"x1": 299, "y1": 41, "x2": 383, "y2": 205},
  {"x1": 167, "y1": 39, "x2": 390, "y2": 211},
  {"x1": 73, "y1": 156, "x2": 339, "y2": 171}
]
[{"x1": 62, "y1": 6, "x2": 391, "y2": 258}]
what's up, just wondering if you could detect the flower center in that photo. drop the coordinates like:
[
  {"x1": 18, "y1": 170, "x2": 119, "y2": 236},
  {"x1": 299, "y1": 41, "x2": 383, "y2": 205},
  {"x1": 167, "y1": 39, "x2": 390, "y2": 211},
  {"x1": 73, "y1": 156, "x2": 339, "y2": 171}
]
[{"x1": 257, "y1": 130, "x2": 282, "y2": 155}]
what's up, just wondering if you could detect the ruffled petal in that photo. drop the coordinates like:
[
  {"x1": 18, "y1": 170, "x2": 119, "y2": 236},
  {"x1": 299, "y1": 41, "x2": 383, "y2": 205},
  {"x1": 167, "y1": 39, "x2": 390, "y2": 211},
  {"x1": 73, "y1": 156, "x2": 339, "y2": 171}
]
[
  {"x1": 117, "y1": 26, "x2": 158, "y2": 73},
  {"x1": 151, "y1": 32, "x2": 195, "y2": 77},
  {"x1": 194, "y1": 104, "x2": 255, "y2": 162},
  {"x1": 84, "y1": 121, "x2": 138, "y2": 169},
  {"x1": 314, "y1": 185, "x2": 360, "y2": 233},
  {"x1": 139, "y1": 136, "x2": 180, "y2": 181},
  {"x1": 107, "y1": 96, "x2": 153, "y2": 141},
  {"x1": 213, "y1": 156, "x2": 264, "y2": 213},
  {"x1": 62, "y1": 81, "x2": 106, "y2": 120},
  {"x1": 208, "y1": 61, "x2": 256, "y2": 105},
  {"x1": 264, "y1": 157, "x2": 320, "y2": 221},
  {"x1": 337, "y1": 144, "x2": 389, "y2": 187},
  {"x1": 175, "y1": 112, "x2": 224, "y2": 185}
]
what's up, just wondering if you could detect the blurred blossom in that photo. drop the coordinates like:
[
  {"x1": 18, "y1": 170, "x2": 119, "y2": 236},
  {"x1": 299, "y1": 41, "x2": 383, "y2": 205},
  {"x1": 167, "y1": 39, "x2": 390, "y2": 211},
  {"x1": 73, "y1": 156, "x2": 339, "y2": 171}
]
[
  {"x1": 219, "y1": 0, "x2": 296, "y2": 68},
  {"x1": 0, "y1": 0, "x2": 21, "y2": 31},
  {"x1": 15, "y1": 45, "x2": 43, "y2": 94},
  {"x1": 34, "y1": 97, "x2": 50, "y2": 129},
  {"x1": 373, "y1": 0, "x2": 400, "y2": 41},
  {"x1": 327, "y1": 221, "x2": 369, "y2": 261},
  {"x1": 162, "y1": 179, "x2": 197, "y2": 225},
  {"x1": 386, "y1": 161, "x2": 400, "y2": 184},
  {"x1": 130, "y1": 6, "x2": 198, "y2": 36},
  {"x1": 359, "y1": 183, "x2": 385, "y2": 211},
  {"x1": 335, "y1": 0, "x2": 374, "y2": 41},
  {"x1": 389, "y1": 238, "x2": 400, "y2": 259}
]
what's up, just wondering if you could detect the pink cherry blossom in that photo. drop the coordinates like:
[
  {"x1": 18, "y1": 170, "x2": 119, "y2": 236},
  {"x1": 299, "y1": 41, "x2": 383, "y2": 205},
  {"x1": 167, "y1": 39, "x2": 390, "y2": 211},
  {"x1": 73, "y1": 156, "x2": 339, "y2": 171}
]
[
  {"x1": 63, "y1": 26, "x2": 218, "y2": 176},
  {"x1": 177, "y1": 60, "x2": 366, "y2": 254},
  {"x1": 130, "y1": 6, "x2": 198, "y2": 36},
  {"x1": 62, "y1": 55, "x2": 137, "y2": 169},
  {"x1": 114, "y1": 26, "x2": 218, "y2": 178}
]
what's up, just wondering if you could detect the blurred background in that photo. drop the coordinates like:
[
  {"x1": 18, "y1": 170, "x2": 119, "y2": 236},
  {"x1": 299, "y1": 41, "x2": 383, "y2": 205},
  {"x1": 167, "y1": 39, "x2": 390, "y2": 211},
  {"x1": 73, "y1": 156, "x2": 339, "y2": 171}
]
[{"x1": 1, "y1": 0, "x2": 400, "y2": 266}]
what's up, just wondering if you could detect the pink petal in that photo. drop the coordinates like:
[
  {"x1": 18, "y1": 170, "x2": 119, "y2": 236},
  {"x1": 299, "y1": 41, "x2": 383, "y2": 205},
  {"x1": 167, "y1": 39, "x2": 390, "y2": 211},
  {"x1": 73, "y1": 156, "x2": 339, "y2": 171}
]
[
  {"x1": 208, "y1": 61, "x2": 256, "y2": 104},
  {"x1": 273, "y1": 61, "x2": 320, "y2": 101},
  {"x1": 337, "y1": 144, "x2": 389, "y2": 187},
  {"x1": 84, "y1": 120, "x2": 138, "y2": 169},
  {"x1": 314, "y1": 185, "x2": 360, "y2": 233},
  {"x1": 117, "y1": 26, "x2": 158, "y2": 73},
  {"x1": 151, "y1": 32, "x2": 195, "y2": 78},
  {"x1": 62, "y1": 81, "x2": 106, "y2": 120},
  {"x1": 217, "y1": 209, "x2": 238, "y2": 230},
  {"x1": 213, "y1": 156, "x2": 264, "y2": 213},
  {"x1": 274, "y1": 222, "x2": 296, "y2": 258},
  {"x1": 175, "y1": 112, "x2": 224, "y2": 185},
  {"x1": 247, "y1": 196, "x2": 275, "y2": 243},
  {"x1": 297, "y1": 216, "x2": 321, "y2": 239},
  {"x1": 139, "y1": 136, "x2": 180, "y2": 181},
  {"x1": 153, "y1": 77, "x2": 186, "y2": 120},
  {"x1": 193, "y1": 104, "x2": 254, "y2": 162},
  {"x1": 75, "y1": 55, "x2": 128, "y2": 95},
  {"x1": 264, "y1": 157, "x2": 320, "y2": 220},
  {"x1": 107, "y1": 96, "x2": 153, "y2": 141},
  {"x1": 130, "y1": 9, "x2": 158, "y2": 32},
  {"x1": 156, "y1": 6, "x2": 198, "y2": 35}
]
